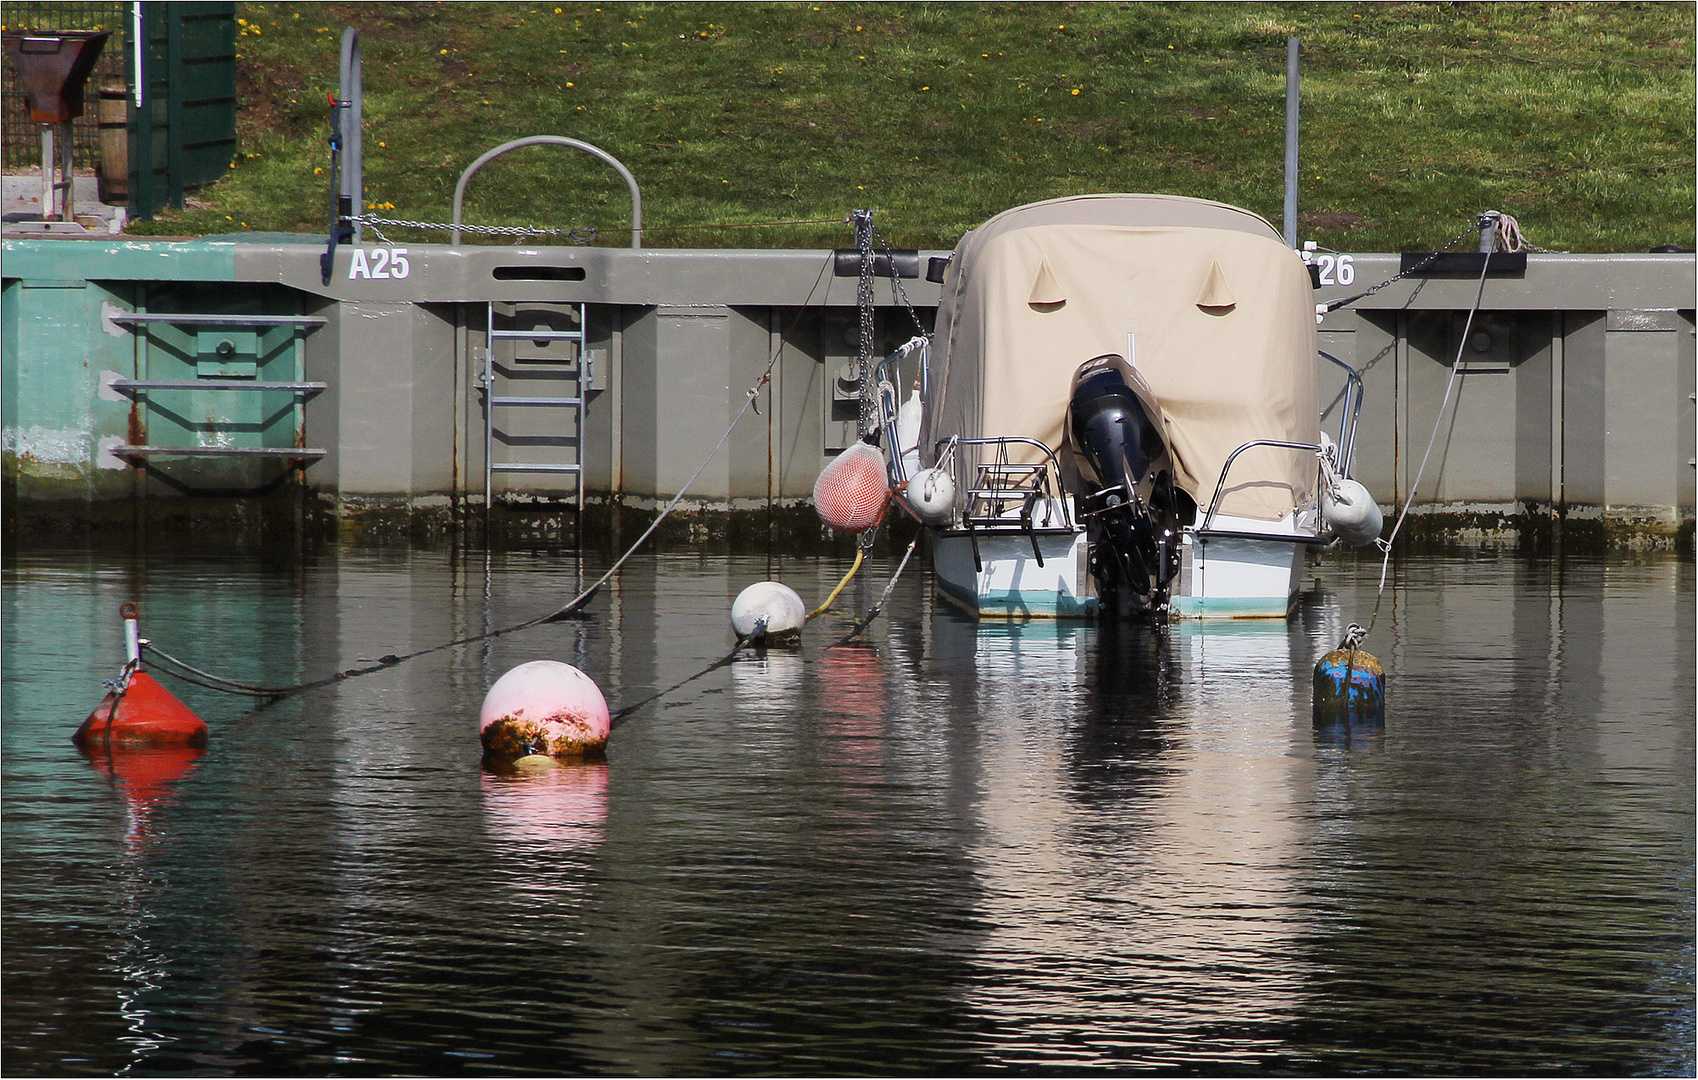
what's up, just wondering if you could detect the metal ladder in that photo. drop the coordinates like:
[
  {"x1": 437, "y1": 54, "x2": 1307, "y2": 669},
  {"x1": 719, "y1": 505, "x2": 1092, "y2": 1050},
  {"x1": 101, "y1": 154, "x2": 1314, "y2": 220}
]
[
  {"x1": 481, "y1": 300, "x2": 590, "y2": 517},
  {"x1": 109, "y1": 310, "x2": 327, "y2": 466}
]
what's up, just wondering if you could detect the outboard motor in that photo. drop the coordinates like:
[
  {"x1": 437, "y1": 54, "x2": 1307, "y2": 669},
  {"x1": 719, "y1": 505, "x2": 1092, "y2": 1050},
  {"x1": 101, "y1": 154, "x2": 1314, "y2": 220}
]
[{"x1": 1066, "y1": 354, "x2": 1192, "y2": 616}]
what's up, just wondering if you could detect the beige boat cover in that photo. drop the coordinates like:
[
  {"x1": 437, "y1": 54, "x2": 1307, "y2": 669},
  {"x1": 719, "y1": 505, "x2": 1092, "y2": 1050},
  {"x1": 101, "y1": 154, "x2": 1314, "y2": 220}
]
[{"x1": 926, "y1": 194, "x2": 1319, "y2": 522}]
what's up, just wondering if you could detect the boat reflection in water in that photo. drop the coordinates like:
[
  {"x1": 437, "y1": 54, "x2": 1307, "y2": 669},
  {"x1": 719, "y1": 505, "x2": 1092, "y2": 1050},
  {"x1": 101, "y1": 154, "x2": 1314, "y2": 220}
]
[{"x1": 926, "y1": 601, "x2": 1339, "y2": 1065}]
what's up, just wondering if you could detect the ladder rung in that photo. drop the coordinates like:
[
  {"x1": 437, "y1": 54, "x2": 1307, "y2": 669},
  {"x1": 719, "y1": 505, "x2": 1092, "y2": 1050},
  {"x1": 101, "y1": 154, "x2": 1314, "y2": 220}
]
[
  {"x1": 111, "y1": 313, "x2": 326, "y2": 327},
  {"x1": 112, "y1": 379, "x2": 326, "y2": 394},
  {"x1": 490, "y1": 329, "x2": 582, "y2": 341},
  {"x1": 489, "y1": 396, "x2": 582, "y2": 407},
  {"x1": 490, "y1": 462, "x2": 582, "y2": 473},
  {"x1": 112, "y1": 445, "x2": 326, "y2": 459}
]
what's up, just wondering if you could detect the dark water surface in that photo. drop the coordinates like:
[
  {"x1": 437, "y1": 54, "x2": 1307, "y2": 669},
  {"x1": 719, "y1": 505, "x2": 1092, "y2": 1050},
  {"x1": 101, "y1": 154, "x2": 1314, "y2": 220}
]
[{"x1": 3, "y1": 545, "x2": 1692, "y2": 1076}]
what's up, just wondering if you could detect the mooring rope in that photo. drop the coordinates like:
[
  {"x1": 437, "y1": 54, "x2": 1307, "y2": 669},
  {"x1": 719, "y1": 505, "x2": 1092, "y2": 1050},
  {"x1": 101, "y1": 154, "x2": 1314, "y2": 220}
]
[
  {"x1": 1360, "y1": 245, "x2": 1495, "y2": 639},
  {"x1": 139, "y1": 245, "x2": 843, "y2": 702}
]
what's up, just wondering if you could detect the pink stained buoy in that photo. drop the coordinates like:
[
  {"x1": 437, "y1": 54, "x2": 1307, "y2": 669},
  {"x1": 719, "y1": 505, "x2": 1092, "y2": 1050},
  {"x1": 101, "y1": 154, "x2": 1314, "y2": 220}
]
[
  {"x1": 813, "y1": 439, "x2": 890, "y2": 533},
  {"x1": 479, "y1": 661, "x2": 610, "y2": 761}
]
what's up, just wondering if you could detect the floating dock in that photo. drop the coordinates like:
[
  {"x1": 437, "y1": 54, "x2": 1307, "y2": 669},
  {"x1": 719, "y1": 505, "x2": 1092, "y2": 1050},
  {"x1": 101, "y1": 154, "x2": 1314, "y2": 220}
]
[{"x1": 2, "y1": 233, "x2": 1692, "y2": 548}]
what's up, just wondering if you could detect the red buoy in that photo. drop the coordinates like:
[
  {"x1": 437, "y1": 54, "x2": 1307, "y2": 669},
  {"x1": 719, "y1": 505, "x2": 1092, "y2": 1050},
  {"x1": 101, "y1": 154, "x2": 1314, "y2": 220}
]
[
  {"x1": 74, "y1": 602, "x2": 207, "y2": 750},
  {"x1": 75, "y1": 671, "x2": 208, "y2": 749}
]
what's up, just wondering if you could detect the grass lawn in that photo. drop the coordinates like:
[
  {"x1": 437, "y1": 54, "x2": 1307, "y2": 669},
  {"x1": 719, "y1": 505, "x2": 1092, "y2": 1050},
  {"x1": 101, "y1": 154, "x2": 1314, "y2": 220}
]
[{"x1": 128, "y1": 2, "x2": 1693, "y2": 252}]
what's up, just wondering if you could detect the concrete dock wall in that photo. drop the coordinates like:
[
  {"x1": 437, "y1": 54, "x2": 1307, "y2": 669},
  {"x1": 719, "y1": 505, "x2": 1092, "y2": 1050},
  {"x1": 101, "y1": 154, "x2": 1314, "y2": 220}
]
[{"x1": 3, "y1": 234, "x2": 1691, "y2": 547}]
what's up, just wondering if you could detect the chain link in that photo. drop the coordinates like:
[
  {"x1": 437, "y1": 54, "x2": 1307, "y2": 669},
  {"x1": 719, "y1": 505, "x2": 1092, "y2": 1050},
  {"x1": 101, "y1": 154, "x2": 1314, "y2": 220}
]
[
  {"x1": 854, "y1": 210, "x2": 877, "y2": 443},
  {"x1": 867, "y1": 217, "x2": 932, "y2": 338},
  {"x1": 352, "y1": 213, "x2": 599, "y2": 244},
  {"x1": 1323, "y1": 218, "x2": 1478, "y2": 313}
]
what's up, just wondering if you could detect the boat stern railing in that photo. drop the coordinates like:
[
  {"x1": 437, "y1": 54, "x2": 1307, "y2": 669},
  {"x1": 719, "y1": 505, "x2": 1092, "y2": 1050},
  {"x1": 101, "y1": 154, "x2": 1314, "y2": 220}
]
[
  {"x1": 1320, "y1": 350, "x2": 1365, "y2": 477},
  {"x1": 1194, "y1": 438, "x2": 1333, "y2": 546}
]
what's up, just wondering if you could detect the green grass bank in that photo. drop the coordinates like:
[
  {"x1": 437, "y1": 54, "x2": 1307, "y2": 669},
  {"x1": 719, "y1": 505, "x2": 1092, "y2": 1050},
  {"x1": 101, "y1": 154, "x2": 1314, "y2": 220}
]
[{"x1": 129, "y1": 2, "x2": 1694, "y2": 252}]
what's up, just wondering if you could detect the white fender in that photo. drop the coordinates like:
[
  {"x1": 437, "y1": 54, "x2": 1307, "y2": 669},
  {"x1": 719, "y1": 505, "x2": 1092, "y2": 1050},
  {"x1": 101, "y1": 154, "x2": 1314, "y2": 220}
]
[
  {"x1": 905, "y1": 467, "x2": 958, "y2": 527},
  {"x1": 1322, "y1": 477, "x2": 1384, "y2": 547}
]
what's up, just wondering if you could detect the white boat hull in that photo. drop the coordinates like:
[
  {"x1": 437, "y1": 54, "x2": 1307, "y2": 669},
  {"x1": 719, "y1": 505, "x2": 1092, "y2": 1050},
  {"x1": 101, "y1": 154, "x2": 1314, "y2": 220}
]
[
  {"x1": 1172, "y1": 515, "x2": 1305, "y2": 620},
  {"x1": 932, "y1": 529, "x2": 1096, "y2": 618},
  {"x1": 931, "y1": 510, "x2": 1308, "y2": 621}
]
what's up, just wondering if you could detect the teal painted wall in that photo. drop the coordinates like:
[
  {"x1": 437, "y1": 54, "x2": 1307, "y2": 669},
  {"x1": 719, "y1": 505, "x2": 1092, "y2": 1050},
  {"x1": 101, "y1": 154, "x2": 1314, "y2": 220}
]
[{"x1": 2, "y1": 276, "x2": 139, "y2": 502}]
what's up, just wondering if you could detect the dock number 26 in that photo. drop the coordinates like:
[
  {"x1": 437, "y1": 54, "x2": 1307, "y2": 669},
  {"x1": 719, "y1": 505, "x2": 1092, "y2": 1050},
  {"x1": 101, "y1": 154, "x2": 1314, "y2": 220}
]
[
  {"x1": 1315, "y1": 253, "x2": 1354, "y2": 286},
  {"x1": 347, "y1": 247, "x2": 411, "y2": 280}
]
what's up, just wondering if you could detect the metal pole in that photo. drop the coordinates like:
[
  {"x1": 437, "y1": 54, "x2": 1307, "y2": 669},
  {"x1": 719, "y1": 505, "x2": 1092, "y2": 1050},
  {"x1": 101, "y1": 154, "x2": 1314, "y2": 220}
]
[
  {"x1": 1283, "y1": 36, "x2": 1299, "y2": 248},
  {"x1": 339, "y1": 29, "x2": 362, "y2": 242},
  {"x1": 40, "y1": 125, "x2": 53, "y2": 219},
  {"x1": 60, "y1": 122, "x2": 75, "y2": 222}
]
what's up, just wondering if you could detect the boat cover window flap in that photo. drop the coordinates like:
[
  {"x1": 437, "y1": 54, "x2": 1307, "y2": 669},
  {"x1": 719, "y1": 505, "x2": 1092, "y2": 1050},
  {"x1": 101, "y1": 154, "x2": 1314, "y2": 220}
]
[
  {"x1": 1196, "y1": 259, "x2": 1236, "y2": 311},
  {"x1": 1028, "y1": 258, "x2": 1066, "y2": 308}
]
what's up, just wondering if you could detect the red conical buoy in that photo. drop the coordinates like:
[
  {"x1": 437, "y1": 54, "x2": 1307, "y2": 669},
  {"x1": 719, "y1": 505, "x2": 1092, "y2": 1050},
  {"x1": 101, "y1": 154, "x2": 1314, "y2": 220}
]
[
  {"x1": 75, "y1": 602, "x2": 208, "y2": 750},
  {"x1": 75, "y1": 671, "x2": 208, "y2": 749}
]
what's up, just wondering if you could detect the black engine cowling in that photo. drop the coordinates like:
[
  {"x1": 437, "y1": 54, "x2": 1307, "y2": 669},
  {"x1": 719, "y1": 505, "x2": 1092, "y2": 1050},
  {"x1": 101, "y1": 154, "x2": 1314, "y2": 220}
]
[{"x1": 1065, "y1": 354, "x2": 1192, "y2": 615}]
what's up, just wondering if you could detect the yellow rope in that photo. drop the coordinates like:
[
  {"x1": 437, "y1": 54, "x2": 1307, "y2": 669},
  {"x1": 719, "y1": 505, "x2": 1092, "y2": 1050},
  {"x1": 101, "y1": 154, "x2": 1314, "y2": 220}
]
[{"x1": 808, "y1": 548, "x2": 863, "y2": 620}]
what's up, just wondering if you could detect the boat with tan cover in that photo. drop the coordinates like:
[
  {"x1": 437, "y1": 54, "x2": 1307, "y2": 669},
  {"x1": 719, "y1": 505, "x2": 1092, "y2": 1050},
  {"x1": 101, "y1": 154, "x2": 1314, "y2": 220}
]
[{"x1": 894, "y1": 193, "x2": 1372, "y2": 619}]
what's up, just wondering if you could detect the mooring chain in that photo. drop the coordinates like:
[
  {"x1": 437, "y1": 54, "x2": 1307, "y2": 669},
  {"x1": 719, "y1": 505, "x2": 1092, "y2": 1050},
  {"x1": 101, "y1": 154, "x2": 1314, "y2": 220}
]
[
  {"x1": 1319, "y1": 217, "x2": 1478, "y2": 314},
  {"x1": 867, "y1": 217, "x2": 932, "y2": 339},
  {"x1": 353, "y1": 213, "x2": 600, "y2": 244}
]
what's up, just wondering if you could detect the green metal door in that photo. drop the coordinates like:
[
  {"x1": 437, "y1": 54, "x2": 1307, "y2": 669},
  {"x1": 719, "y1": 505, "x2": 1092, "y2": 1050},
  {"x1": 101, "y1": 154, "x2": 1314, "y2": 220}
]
[{"x1": 129, "y1": 1, "x2": 235, "y2": 219}]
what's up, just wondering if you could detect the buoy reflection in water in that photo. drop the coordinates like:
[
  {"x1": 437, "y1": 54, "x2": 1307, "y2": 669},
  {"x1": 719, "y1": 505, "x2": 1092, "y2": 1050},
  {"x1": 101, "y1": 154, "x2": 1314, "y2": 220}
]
[
  {"x1": 480, "y1": 760, "x2": 609, "y2": 854},
  {"x1": 80, "y1": 744, "x2": 204, "y2": 853},
  {"x1": 731, "y1": 648, "x2": 804, "y2": 716}
]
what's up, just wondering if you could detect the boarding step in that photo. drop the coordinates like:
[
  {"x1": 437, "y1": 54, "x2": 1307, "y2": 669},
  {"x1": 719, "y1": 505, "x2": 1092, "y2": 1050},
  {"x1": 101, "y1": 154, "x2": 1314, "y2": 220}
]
[
  {"x1": 109, "y1": 313, "x2": 326, "y2": 328},
  {"x1": 111, "y1": 379, "x2": 326, "y2": 395},
  {"x1": 108, "y1": 307, "x2": 326, "y2": 477},
  {"x1": 488, "y1": 396, "x2": 582, "y2": 407},
  {"x1": 489, "y1": 328, "x2": 584, "y2": 342},
  {"x1": 489, "y1": 462, "x2": 582, "y2": 473},
  {"x1": 113, "y1": 445, "x2": 326, "y2": 460}
]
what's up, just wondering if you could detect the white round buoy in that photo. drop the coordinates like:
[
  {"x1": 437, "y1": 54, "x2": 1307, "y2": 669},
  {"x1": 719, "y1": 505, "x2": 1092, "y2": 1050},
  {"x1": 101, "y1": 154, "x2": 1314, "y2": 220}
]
[
  {"x1": 479, "y1": 660, "x2": 610, "y2": 760},
  {"x1": 1322, "y1": 477, "x2": 1384, "y2": 547},
  {"x1": 731, "y1": 581, "x2": 807, "y2": 641},
  {"x1": 905, "y1": 467, "x2": 958, "y2": 527}
]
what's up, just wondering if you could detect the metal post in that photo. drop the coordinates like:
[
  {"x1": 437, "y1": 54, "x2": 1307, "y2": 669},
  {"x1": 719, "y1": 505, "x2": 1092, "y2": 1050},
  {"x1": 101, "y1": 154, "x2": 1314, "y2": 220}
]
[
  {"x1": 59, "y1": 121, "x2": 75, "y2": 221},
  {"x1": 338, "y1": 29, "x2": 362, "y2": 242},
  {"x1": 122, "y1": 602, "x2": 141, "y2": 667},
  {"x1": 1478, "y1": 210, "x2": 1500, "y2": 253},
  {"x1": 1283, "y1": 36, "x2": 1300, "y2": 248},
  {"x1": 39, "y1": 125, "x2": 54, "y2": 218},
  {"x1": 163, "y1": 5, "x2": 182, "y2": 208}
]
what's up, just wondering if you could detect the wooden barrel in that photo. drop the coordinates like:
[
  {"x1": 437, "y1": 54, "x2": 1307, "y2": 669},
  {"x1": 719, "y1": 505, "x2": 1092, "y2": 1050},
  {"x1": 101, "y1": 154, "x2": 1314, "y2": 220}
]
[{"x1": 96, "y1": 85, "x2": 127, "y2": 205}]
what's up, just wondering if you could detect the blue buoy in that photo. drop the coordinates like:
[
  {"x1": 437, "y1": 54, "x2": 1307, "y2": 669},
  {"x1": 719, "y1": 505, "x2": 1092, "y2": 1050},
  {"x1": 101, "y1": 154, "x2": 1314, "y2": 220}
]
[{"x1": 1313, "y1": 624, "x2": 1384, "y2": 729}]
